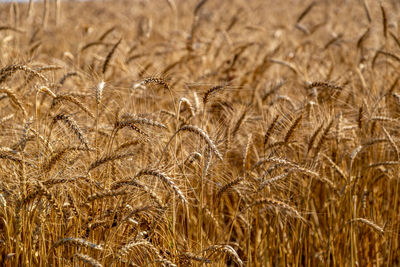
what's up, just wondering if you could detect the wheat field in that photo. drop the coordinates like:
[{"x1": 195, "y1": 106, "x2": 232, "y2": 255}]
[{"x1": 0, "y1": 0, "x2": 399, "y2": 266}]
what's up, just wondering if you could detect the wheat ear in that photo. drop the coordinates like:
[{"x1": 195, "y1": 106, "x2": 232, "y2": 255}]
[
  {"x1": 0, "y1": 87, "x2": 27, "y2": 115},
  {"x1": 102, "y1": 38, "x2": 122, "y2": 74},
  {"x1": 49, "y1": 114, "x2": 89, "y2": 149},
  {"x1": 74, "y1": 254, "x2": 102, "y2": 267},
  {"x1": 136, "y1": 169, "x2": 186, "y2": 204},
  {"x1": 51, "y1": 237, "x2": 103, "y2": 251}
]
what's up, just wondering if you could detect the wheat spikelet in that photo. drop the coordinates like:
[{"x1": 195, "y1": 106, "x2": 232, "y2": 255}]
[
  {"x1": 36, "y1": 86, "x2": 57, "y2": 98},
  {"x1": 242, "y1": 134, "x2": 252, "y2": 171},
  {"x1": 87, "y1": 189, "x2": 128, "y2": 202},
  {"x1": 184, "y1": 151, "x2": 202, "y2": 165},
  {"x1": 370, "y1": 116, "x2": 398, "y2": 123},
  {"x1": 114, "y1": 119, "x2": 149, "y2": 137},
  {"x1": 102, "y1": 38, "x2": 122, "y2": 74},
  {"x1": 382, "y1": 127, "x2": 399, "y2": 160},
  {"x1": 118, "y1": 238, "x2": 176, "y2": 266},
  {"x1": 0, "y1": 193, "x2": 6, "y2": 208},
  {"x1": 49, "y1": 114, "x2": 89, "y2": 149},
  {"x1": 135, "y1": 169, "x2": 186, "y2": 204},
  {"x1": 296, "y1": 1, "x2": 315, "y2": 23},
  {"x1": 350, "y1": 145, "x2": 363, "y2": 165},
  {"x1": 42, "y1": 147, "x2": 71, "y2": 172},
  {"x1": 22, "y1": 187, "x2": 43, "y2": 205},
  {"x1": 178, "y1": 97, "x2": 195, "y2": 118},
  {"x1": 262, "y1": 80, "x2": 286, "y2": 101},
  {"x1": 367, "y1": 161, "x2": 398, "y2": 168},
  {"x1": 58, "y1": 71, "x2": 78, "y2": 85},
  {"x1": 307, "y1": 122, "x2": 324, "y2": 153},
  {"x1": 324, "y1": 33, "x2": 344, "y2": 50},
  {"x1": 88, "y1": 152, "x2": 135, "y2": 171},
  {"x1": 0, "y1": 87, "x2": 27, "y2": 115},
  {"x1": 88, "y1": 219, "x2": 109, "y2": 230},
  {"x1": 95, "y1": 81, "x2": 105, "y2": 106},
  {"x1": 269, "y1": 58, "x2": 298, "y2": 75},
  {"x1": 393, "y1": 92, "x2": 400, "y2": 108},
  {"x1": 321, "y1": 154, "x2": 348, "y2": 181},
  {"x1": 33, "y1": 181, "x2": 63, "y2": 217},
  {"x1": 202, "y1": 147, "x2": 212, "y2": 177},
  {"x1": 231, "y1": 108, "x2": 247, "y2": 137},
  {"x1": 140, "y1": 77, "x2": 171, "y2": 91},
  {"x1": 0, "y1": 25, "x2": 24, "y2": 33},
  {"x1": 52, "y1": 237, "x2": 103, "y2": 251},
  {"x1": 0, "y1": 64, "x2": 48, "y2": 84},
  {"x1": 264, "y1": 115, "x2": 279, "y2": 148},
  {"x1": 119, "y1": 113, "x2": 167, "y2": 129},
  {"x1": 361, "y1": 0, "x2": 371, "y2": 23},
  {"x1": 192, "y1": 91, "x2": 200, "y2": 113},
  {"x1": 66, "y1": 192, "x2": 79, "y2": 218},
  {"x1": 203, "y1": 85, "x2": 224, "y2": 104},
  {"x1": 117, "y1": 240, "x2": 150, "y2": 258},
  {"x1": 249, "y1": 198, "x2": 304, "y2": 221},
  {"x1": 29, "y1": 128, "x2": 54, "y2": 153},
  {"x1": 42, "y1": 146, "x2": 92, "y2": 172},
  {"x1": 180, "y1": 252, "x2": 211, "y2": 264},
  {"x1": 284, "y1": 113, "x2": 302, "y2": 144},
  {"x1": 0, "y1": 114, "x2": 14, "y2": 125},
  {"x1": 253, "y1": 156, "x2": 334, "y2": 188},
  {"x1": 253, "y1": 157, "x2": 296, "y2": 170},
  {"x1": 202, "y1": 206, "x2": 220, "y2": 230},
  {"x1": 179, "y1": 125, "x2": 222, "y2": 160},
  {"x1": 372, "y1": 50, "x2": 400, "y2": 68},
  {"x1": 307, "y1": 81, "x2": 343, "y2": 91},
  {"x1": 265, "y1": 140, "x2": 292, "y2": 151},
  {"x1": 74, "y1": 253, "x2": 103, "y2": 267},
  {"x1": 99, "y1": 25, "x2": 117, "y2": 41},
  {"x1": 261, "y1": 163, "x2": 286, "y2": 178},
  {"x1": 202, "y1": 244, "x2": 243, "y2": 267},
  {"x1": 116, "y1": 140, "x2": 140, "y2": 152},
  {"x1": 216, "y1": 177, "x2": 243, "y2": 201},
  {"x1": 357, "y1": 28, "x2": 370, "y2": 50},
  {"x1": 314, "y1": 119, "x2": 334, "y2": 157},
  {"x1": 380, "y1": 3, "x2": 388, "y2": 39},
  {"x1": 80, "y1": 41, "x2": 111, "y2": 52},
  {"x1": 295, "y1": 23, "x2": 309, "y2": 35},
  {"x1": 42, "y1": 175, "x2": 89, "y2": 187},
  {"x1": 194, "y1": 0, "x2": 209, "y2": 15},
  {"x1": 350, "y1": 218, "x2": 384, "y2": 235},
  {"x1": 258, "y1": 171, "x2": 292, "y2": 191},
  {"x1": 358, "y1": 105, "x2": 364, "y2": 130},
  {"x1": 159, "y1": 109, "x2": 178, "y2": 120},
  {"x1": 12, "y1": 117, "x2": 33, "y2": 152},
  {"x1": 0, "y1": 152, "x2": 24, "y2": 164},
  {"x1": 110, "y1": 178, "x2": 164, "y2": 207},
  {"x1": 0, "y1": 147, "x2": 14, "y2": 153},
  {"x1": 272, "y1": 95, "x2": 296, "y2": 109},
  {"x1": 13, "y1": 198, "x2": 22, "y2": 237},
  {"x1": 390, "y1": 31, "x2": 400, "y2": 49},
  {"x1": 51, "y1": 94, "x2": 94, "y2": 118}
]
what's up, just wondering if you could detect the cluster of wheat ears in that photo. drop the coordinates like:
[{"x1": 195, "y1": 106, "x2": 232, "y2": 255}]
[{"x1": 0, "y1": 0, "x2": 399, "y2": 266}]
